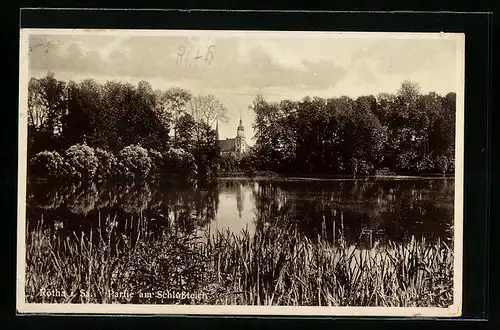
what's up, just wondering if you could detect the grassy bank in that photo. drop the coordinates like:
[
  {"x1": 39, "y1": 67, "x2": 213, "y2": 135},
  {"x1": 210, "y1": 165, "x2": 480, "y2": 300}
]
[{"x1": 25, "y1": 215, "x2": 453, "y2": 307}]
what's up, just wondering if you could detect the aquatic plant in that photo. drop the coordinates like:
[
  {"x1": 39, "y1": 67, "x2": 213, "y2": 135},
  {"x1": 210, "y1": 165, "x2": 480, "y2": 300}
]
[{"x1": 25, "y1": 214, "x2": 453, "y2": 307}]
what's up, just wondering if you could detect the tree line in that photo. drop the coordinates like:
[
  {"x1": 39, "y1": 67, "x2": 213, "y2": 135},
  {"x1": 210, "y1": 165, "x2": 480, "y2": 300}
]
[
  {"x1": 27, "y1": 72, "x2": 225, "y2": 182},
  {"x1": 27, "y1": 73, "x2": 456, "y2": 181},
  {"x1": 245, "y1": 81, "x2": 456, "y2": 176}
]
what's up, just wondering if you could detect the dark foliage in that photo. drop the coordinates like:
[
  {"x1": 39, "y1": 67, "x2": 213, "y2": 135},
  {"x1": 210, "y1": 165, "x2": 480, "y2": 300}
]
[
  {"x1": 27, "y1": 73, "x2": 221, "y2": 181},
  {"x1": 251, "y1": 81, "x2": 455, "y2": 175},
  {"x1": 28, "y1": 74, "x2": 455, "y2": 180}
]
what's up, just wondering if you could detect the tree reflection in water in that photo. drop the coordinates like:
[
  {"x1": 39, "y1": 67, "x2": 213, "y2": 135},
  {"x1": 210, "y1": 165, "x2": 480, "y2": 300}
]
[
  {"x1": 27, "y1": 180, "x2": 218, "y2": 239},
  {"x1": 26, "y1": 178, "x2": 453, "y2": 249},
  {"x1": 250, "y1": 179, "x2": 453, "y2": 249}
]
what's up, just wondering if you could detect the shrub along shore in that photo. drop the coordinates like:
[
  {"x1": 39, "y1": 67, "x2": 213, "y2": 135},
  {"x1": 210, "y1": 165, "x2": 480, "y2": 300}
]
[
  {"x1": 29, "y1": 143, "x2": 201, "y2": 182},
  {"x1": 29, "y1": 143, "x2": 454, "y2": 184}
]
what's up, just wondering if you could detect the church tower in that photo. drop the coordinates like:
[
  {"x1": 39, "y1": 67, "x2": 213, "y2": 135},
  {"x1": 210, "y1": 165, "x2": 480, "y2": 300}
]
[{"x1": 235, "y1": 112, "x2": 246, "y2": 154}]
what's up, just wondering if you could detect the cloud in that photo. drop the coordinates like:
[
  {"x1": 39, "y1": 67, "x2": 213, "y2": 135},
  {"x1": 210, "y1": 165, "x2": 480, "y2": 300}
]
[
  {"x1": 300, "y1": 58, "x2": 348, "y2": 88},
  {"x1": 350, "y1": 38, "x2": 456, "y2": 76},
  {"x1": 28, "y1": 33, "x2": 460, "y2": 101},
  {"x1": 29, "y1": 34, "x2": 350, "y2": 91}
]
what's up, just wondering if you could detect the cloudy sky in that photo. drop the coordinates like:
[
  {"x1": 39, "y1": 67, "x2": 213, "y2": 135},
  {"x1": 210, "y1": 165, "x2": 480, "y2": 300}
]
[{"x1": 26, "y1": 30, "x2": 462, "y2": 143}]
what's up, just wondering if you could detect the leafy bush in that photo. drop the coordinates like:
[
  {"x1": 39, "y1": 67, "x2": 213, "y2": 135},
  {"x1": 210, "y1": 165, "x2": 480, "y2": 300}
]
[
  {"x1": 435, "y1": 155, "x2": 451, "y2": 174},
  {"x1": 239, "y1": 153, "x2": 257, "y2": 172},
  {"x1": 349, "y1": 158, "x2": 375, "y2": 176},
  {"x1": 395, "y1": 150, "x2": 419, "y2": 173},
  {"x1": 29, "y1": 150, "x2": 67, "y2": 179},
  {"x1": 148, "y1": 149, "x2": 164, "y2": 177},
  {"x1": 163, "y1": 148, "x2": 197, "y2": 179},
  {"x1": 94, "y1": 148, "x2": 118, "y2": 180},
  {"x1": 220, "y1": 153, "x2": 239, "y2": 172},
  {"x1": 448, "y1": 157, "x2": 455, "y2": 173},
  {"x1": 64, "y1": 144, "x2": 99, "y2": 180},
  {"x1": 117, "y1": 145, "x2": 152, "y2": 180}
]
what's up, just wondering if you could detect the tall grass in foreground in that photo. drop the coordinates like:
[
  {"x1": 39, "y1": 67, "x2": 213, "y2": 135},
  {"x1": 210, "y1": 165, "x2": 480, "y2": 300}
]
[
  {"x1": 25, "y1": 215, "x2": 453, "y2": 307},
  {"x1": 206, "y1": 225, "x2": 453, "y2": 307},
  {"x1": 25, "y1": 215, "x2": 217, "y2": 304}
]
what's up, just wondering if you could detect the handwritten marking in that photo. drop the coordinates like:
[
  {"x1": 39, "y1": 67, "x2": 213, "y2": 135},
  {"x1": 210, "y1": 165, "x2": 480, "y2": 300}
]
[{"x1": 176, "y1": 44, "x2": 216, "y2": 68}]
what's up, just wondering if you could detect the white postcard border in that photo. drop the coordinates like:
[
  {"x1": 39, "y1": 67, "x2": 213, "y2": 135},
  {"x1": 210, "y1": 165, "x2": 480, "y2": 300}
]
[{"x1": 16, "y1": 28, "x2": 465, "y2": 317}]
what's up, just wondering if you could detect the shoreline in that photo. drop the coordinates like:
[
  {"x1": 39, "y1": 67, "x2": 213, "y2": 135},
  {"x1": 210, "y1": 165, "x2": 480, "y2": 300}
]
[
  {"x1": 217, "y1": 174, "x2": 455, "y2": 181},
  {"x1": 27, "y1": 174, "x2": 455, "y2": 185}
]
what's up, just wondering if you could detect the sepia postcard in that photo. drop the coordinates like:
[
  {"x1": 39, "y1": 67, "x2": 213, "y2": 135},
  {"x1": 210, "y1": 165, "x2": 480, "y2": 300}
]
[{"x1": 17, "y1": 28, "x2": 464, "y2": 317}]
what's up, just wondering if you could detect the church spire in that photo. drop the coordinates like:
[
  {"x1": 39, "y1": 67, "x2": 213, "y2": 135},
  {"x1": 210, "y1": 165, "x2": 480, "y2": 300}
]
[
  {"x1": 236, "y1": 109, "x2": 246, "y2": 154},
  {"x1": 215, "y1": 118, "x2": 219, "y2": 139}
]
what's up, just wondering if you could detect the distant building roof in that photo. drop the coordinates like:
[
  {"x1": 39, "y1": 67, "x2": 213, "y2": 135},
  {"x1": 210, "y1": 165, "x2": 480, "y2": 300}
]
[{"x1": 219, "y1": 138, "x2": 236, "y2": 152}]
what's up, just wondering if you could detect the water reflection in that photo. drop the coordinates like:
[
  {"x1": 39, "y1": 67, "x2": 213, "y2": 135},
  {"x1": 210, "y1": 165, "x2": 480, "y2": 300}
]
[
  {"x1": 26, "y1": 178, "x2": 454, "y2": 248},
  {"x1": 210, "y1": 180, "x2": 255, "y2": 237}
]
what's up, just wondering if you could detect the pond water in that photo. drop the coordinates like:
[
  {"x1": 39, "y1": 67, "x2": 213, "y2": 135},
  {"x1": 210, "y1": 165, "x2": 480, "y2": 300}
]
[{"x1": 26, "y1": 178, "x2": 454, "y2": 249}]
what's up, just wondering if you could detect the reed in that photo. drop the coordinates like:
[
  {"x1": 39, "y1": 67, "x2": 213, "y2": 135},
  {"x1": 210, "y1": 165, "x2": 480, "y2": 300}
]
[
  {"x1": 204, "y1": 224, "x2": 453, "y2": 307},
  {"x1": 25, "y1": 215, "x2": 453, "y2": 307}
]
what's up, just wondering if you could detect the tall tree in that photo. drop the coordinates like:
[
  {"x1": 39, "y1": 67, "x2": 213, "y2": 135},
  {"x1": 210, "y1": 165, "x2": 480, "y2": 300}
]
[
  {"x1": 119, "y1": 81, "x2": 169, "y2": 150},
  {"x1": 188, "y1": 94, "x2": 228, "y2": 128},
  {"x1": 155, "y1": 87, "x2": 192, "y2": 142},
  {"x1": 251, "y1": 95, "x2": 283, "y2": 172},
  {"x1": 27, "y1": 72, "x2": 68, "y2": 154},
  {"x1": 192, "y1": 121, "x2": 221, "y2": 180},
  {"x1": 175, "y1": 113, "x2": 196, "y2": 151},
  {"x1": 62, "y1": 79, "x2": 102, "y2": 147}
]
